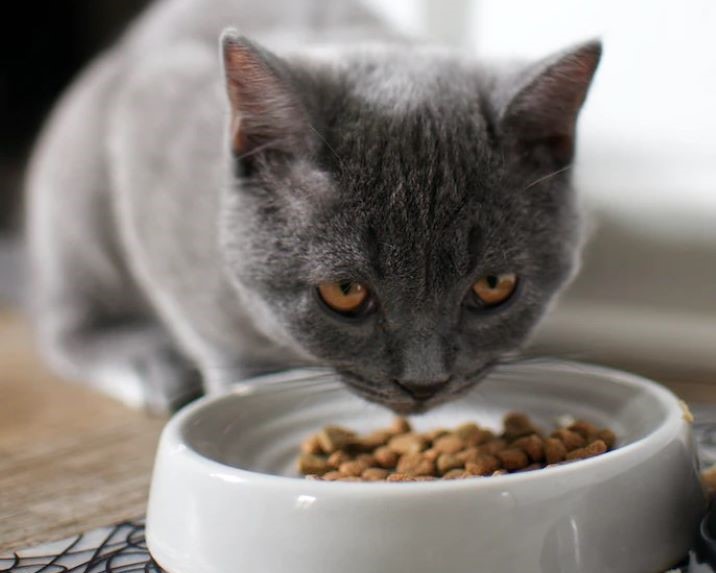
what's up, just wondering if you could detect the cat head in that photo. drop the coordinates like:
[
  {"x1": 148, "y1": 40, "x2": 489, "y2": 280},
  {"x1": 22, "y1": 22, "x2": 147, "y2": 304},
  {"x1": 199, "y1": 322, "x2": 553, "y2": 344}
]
[{"x1": 218, "y1": 31, "x2": 601, "y2": 413}]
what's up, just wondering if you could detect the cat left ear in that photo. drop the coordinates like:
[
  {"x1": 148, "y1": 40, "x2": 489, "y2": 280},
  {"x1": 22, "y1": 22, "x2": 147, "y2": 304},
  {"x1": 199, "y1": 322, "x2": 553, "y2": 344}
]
[
  {"x1": 221, "y1": 30, "x2": 309, "y2": 159},
  {"x1": 500, "y1": 40, "x2": 602, "y2": 169}
]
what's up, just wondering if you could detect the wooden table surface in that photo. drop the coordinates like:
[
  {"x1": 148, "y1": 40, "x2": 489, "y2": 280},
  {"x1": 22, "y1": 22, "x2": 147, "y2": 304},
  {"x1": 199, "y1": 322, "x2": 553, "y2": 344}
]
[
  {"x1": 0, "y1": 310, "x2": 166, "y2": 553},
  {"x1": 0, "y1": 308, "x2": 714, "y2": 554}
]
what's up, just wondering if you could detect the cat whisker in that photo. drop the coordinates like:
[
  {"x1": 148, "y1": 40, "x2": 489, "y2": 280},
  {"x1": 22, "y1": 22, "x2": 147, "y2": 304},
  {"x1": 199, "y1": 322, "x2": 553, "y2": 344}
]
[{"x1": 520, "y1": 164, "x2": 572, "y2": 193}]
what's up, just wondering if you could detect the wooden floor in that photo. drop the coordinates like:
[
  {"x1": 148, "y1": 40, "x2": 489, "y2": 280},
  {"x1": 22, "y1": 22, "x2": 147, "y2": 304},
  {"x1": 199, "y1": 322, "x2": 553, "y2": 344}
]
[
  {"x1": 0, "y1": 310, "x2": 166, "y2": 553},
  {"x1": 0, "y1": 308, "x2": 714, "y2": 554}
]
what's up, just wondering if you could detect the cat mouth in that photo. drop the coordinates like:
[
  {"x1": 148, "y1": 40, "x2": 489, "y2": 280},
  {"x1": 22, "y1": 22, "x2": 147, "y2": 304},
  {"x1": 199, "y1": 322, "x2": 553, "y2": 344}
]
[{"x1": 337, "y1": 368, "x2": 493, "y2": 414}]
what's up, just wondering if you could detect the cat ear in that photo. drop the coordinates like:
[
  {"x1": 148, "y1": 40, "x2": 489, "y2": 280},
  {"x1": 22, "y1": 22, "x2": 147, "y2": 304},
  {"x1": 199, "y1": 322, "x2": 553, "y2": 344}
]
[
  {"x1": 500, "y1": 40, "x2": 602, "y2": 169},
  {"x1": 221, "y1": 30, "x2": 309, "y2": 159}
]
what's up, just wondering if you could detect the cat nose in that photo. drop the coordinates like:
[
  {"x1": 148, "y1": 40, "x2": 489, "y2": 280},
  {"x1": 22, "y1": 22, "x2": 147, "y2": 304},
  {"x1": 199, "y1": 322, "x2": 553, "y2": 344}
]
[{"x1": 395, "y1": 379, "x2": 450, "y2": 400}]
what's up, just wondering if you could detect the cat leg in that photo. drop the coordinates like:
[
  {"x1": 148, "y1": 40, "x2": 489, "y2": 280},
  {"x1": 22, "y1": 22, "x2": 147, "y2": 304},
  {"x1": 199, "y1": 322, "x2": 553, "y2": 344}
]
[{"x1": 27, "y1": 52, "x2": 201, "y2": 413}]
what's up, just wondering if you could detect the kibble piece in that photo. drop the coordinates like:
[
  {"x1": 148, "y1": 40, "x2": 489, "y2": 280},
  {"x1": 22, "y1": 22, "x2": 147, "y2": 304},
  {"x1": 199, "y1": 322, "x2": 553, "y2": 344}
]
[
  {"x1": 443, "y1": 469, "x2": 472, "y2": 480},
  {"x1": 388, "y1": 433, "x2": 427, "y2": 455},
  {"x1": 386, "y1": 472, "x2": 415, "y2": 482},
  {"x1": 318, "y1": 426, "x2": 356, "y2": 453},
  {"x1": 503, "y1": 412, "x2": 538, "y2": 440},
  {"x1": 551, "y1": 428, "x2": 586, "y2": 451},
  {"x1": 322, "y1": 471, "x2": 348, "y2": 481},
  {"x1": 362, "y1": 467, "x2": 390, "y2": 481},
  {"x1": 455, "y1": 422, "x2": 481, "y2": 442},
  {"x1": 496, "y1": 448, "x2": 529, "y2": 471},
  {"x1": 327, "y1": 450, "x2": 352, "y2": 469},
  {"x1": 358, "y1": 430, "x2": 393, "y2": 450},
  {"x1": 374, "y1": 446, "x2": 399, "y2": 469},
  {"x1": 565, "y1": 439, "x2": 608, "y2": 461},
  {"x1": 512, "y1": 434, "x2": 545, "y2": 462},
  {"x1": 465, "y1": 454, "x2": 501, "y2": 476},
  {"x1": 422, "y1": 448, "x2": 440, "y2": 462},
  {"x1": 568, "y1": 420, "x2": 599, "y2": 439},
  {"x1": 479, "y1": 438, "x2": 508, "y2": 456},
  {"x1": 467, "y1": 429, "x2": 496, "y2": 447},
  {"x1": 396, "y1": 453, "x2": 436, "y2": 476},
  {"x1": 298, "y1": 454, "x2": 330, "y2": 475},
  {"x1": 597, "y1": 428, "x2": 616, "y2": 449},
  {"x1": 389, "y1": 417, "x2": 412, "y2": 434},
  {"x1": 339, "y1": 459, "x2": 371, "y2": 477},
  {"x1": 437, "y1": 453, "x2": 464, "y2": 475},
  {"x1": 338, "y1": 476, "x2": 363, "y2": 482},
  {"x1": 423, "y1": 428, "x2": 449, "y2": 442},
  {"x1": 544, "y1": 438, "x2": 567, "y2": 464},
  {"x1": 300, "y1": 435, "x2": 323, "y2": 455},
  {"x1": 433, "y1": 434, "x2": 465, "y2": 455},
  {"x1": 457, "y1": 447, "x2": 480, "y2": 465}
]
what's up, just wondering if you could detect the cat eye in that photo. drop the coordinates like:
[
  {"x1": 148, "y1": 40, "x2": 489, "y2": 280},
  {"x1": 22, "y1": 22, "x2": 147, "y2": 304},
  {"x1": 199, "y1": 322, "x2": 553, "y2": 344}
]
[
  {"x1": 317, "y1": 281, "x2": 371, "y2": 316},
  {"x1": 471, "y1": 273, "x2": 518, "y2": 308}
]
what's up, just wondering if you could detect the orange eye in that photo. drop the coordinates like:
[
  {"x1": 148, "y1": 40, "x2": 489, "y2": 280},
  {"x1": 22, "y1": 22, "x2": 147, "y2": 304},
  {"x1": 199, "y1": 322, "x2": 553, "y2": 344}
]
[
  {"x1": 472, "y1": 273, "x2": 518, "y2": 307},
  {"x1": 317, "y1": 281, "x2": 370, "y2": 315}
]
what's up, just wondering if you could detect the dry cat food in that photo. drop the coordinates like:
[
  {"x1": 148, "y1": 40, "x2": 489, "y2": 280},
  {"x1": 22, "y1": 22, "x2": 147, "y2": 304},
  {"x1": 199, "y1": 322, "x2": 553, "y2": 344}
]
[{"x1": 298, "y1": 413, "x2": 616, "y2": 482}]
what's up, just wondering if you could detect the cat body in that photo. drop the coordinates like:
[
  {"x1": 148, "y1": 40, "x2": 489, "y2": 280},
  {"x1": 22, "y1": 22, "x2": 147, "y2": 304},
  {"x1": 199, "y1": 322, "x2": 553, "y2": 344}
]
[{"x1": 27, "y1": 0, "x2": 600, "y2": 412}]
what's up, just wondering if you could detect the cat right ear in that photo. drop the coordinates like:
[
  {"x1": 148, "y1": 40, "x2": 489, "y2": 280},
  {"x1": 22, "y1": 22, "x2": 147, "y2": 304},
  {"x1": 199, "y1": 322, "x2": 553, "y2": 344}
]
[
  {"x1": 499, "y1": 40, "x2": 602, "y2": 170},
  {"x1": 221, "y1": 30, "x2": 310, "y2": 160}
]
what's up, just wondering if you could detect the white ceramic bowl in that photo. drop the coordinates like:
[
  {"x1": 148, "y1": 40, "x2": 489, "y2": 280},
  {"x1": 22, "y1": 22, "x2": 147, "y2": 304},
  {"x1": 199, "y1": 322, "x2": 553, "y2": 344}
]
[{"x1": 146, "y1": 362, "x2": 706, "y2": 573}]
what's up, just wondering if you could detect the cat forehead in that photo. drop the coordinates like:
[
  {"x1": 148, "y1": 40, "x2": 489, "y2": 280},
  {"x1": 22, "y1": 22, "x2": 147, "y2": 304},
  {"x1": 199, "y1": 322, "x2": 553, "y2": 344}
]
[{"x1": 339, "y1": 48, "x2": 484, "y2": 113}]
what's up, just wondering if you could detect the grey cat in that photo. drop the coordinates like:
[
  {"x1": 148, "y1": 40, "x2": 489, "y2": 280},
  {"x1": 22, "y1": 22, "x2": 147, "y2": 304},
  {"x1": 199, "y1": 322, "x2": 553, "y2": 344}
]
[{"x1": 26, "y1": 0, "x2": 601, "y2": 414}]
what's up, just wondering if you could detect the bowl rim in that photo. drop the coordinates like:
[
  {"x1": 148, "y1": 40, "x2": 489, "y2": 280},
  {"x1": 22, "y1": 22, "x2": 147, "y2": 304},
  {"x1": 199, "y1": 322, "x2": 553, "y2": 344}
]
[{"x1": 159, "y1": 360, "x2": 689, "y2": 495}]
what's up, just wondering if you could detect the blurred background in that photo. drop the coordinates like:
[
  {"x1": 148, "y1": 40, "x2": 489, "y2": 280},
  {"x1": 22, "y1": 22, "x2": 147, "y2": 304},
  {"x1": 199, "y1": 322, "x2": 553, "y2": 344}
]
[{"x1": 1, "y1": 0, "x2": 714, "y2": 384}]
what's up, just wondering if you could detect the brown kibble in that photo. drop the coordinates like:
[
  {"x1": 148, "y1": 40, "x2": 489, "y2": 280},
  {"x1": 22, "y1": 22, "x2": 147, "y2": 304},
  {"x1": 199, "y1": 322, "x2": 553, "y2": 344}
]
[
  {"x1": 386, "y1": 473, "x2": 415, "y2": 482},
  {"x1": 442, "y1": 469, "x2": 472, "y2": 480},
  {"x1": 455, "y1": 422, "x2": 481, "y2": 442},
  {"x1": 433, "y1": 434, "x2": 465, "y2": 454},
  {"x1": 374, "y1": 446, "x2": 399, "y2": 469},
  {"x1": 327, "y1": 450, "x2": 352, "y2": 469},
  {"x1": 544, "y1": 438, "x2": 567, "y2": 464},
  {"x1": 568, "y1": 420, "x2": 599, "y2": 439},
  {"x1": 318, "y1": 426, "x2": 356, "y2": 453},
  {"x1": 422, "y1": 448, "x2": 440, "y2": 462},
  {"x1": 357, "y1": 430, "x2": 393, "y2": 450},
  {"x1": 437, "y1": 453, "x2": 464, "y2": 475},
  {"x1": 339, "y1": 459, "x2": 371, "y2": 477},
  {"x1": 423, "y1": 428, "x2": 449, "y2": 442},
  {"x1": 551, "y1": 428, "x2": 586, "y2": 451},
  {"x1": 512, "y1": 434, "x2": 545, "y2": 462},
  {"x1": 503, "y1": 412, "x2": 537, "y2": 440},
  {"x1": 597, "y1": 428, "x2": 616, "y2": 449},
  {"x1": 496, "y1": 448, "x2": 529, "y2": 471},
  {"x1": 298, "y1": 454, "x2": 330, "y2": 475},
  {"x1": 396, "y1": 452, "x2": 436, "y2": 476},
  {"x1": 388, "y1": 433, "x2": 427, "y2": 455},
  {"x1": 389, "y1": 417, "x2": 412, "y2": 434},
  {"x1": 301, "y1": 410, "x2": 615, "y2": 481},
  {"x1": 301, "y1": 435, "x2": 323, "y2": 455},
  {"x1": 479, "y1": 438, "x2": 507, "y2": 456},
  {"x1": 565, "y1": 439, "x2": 608, "y2": 461},
  {"x1": 465, "y1": 454, "x2": 501, "y2": 476},
  {"x1": 457, "y1": 447, "x2": 480, "y2": 465},
  {"x1": 362, "y1": 467, "x2": 390, "y2": 481}
]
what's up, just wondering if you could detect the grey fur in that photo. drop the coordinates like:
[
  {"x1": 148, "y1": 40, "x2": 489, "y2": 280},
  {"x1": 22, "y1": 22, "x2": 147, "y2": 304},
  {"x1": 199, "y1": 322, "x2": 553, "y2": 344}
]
[{"x1": 26, "y1": 0, "x2": 600, "y2": 413}]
